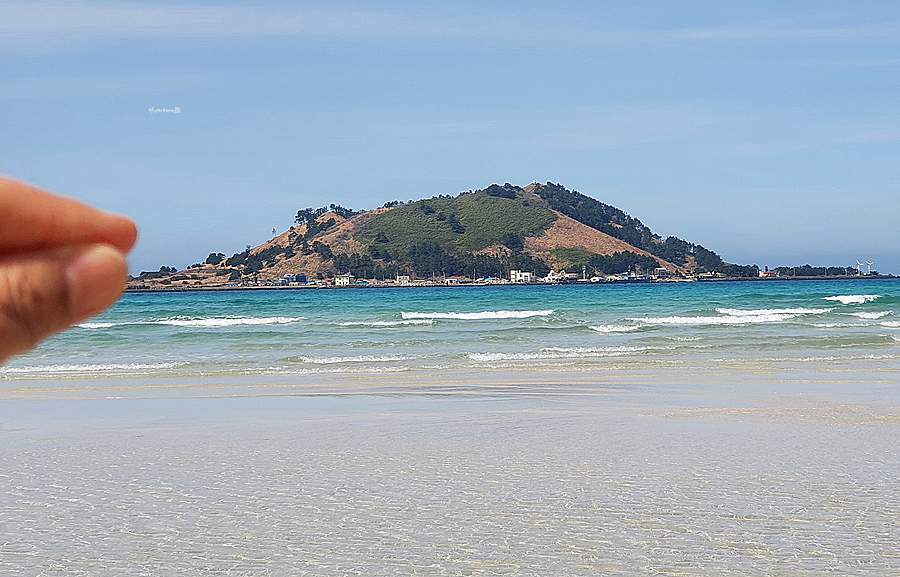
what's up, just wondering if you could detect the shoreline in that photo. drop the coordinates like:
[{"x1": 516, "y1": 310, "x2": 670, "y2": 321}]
[{"x1": 126, "y1": 274, "x2": 898, "y2": 292}]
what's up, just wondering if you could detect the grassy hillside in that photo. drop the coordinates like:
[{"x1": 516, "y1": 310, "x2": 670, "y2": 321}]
[
  {"x1": 533, "y1": 182, "x2": 757, "y2": 276},
  {"x1": 355, "y1": 186, "x2": 557, "y2": 255}
]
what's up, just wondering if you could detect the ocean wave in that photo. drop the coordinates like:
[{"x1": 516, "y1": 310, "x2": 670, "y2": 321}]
[
  {"x1": 289, "y1": 354, "x2": 419, "y2": 364},
  {"x1": 77, "y1": 322, "x2": 118, "y2": 329},
  {"x1": 823, "y1": 295, "x2": 881, "y2": 305},
  {"x1": 76, "y1": 316, "x2": 306, "y2": 328},
  {"x1": 715, "y1": 307, "x2": 831, "y2": 316},
  {"x1": 467, "y1": 345, "x2": 669, "y2": 362},
  {"x1": 401, "y1": 310, "x2": 554, "y2": 320},
  {"x1": 882, "y1": 320, "x2": 900, "y2": 328},
  {"x1": 850, "y1": 311, "x2": 893, "y2": 319},
  {"x1": 812, "y1": 322, "x2": 864, "y2": 328},
  {"x1": 338, "y1": 319, "x2": 434, "y2": 327},
  {"x1": 588, "y1": 324, "x2": 641, "y2": 333},
  {"x1": 630, "y1": 313, "x2": 794, "y2": 325},
  {"x1": 0, "y1": 362, "x2": 181, "y2": 374},
  {"x1": 156, "y1": 316, "x2": 304, "y2": 327},
  {"x1": 629, "y1": 307, "x2": 830, "y2": 326}
]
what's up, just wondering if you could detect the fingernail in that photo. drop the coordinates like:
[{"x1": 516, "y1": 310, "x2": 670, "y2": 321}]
[{"x1": 65, "y1": 245, "x2": 128, "y2": 320}]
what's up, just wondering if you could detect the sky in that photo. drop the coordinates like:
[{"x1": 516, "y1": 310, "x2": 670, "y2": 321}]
[{"x1": 2, "y1": 0, "x2": 898, "y2": 274}]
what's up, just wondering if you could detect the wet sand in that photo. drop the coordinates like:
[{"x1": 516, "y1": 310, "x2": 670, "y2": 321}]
[{"x1": 2, "y1": 365, "x2": 900, "y2": 575}]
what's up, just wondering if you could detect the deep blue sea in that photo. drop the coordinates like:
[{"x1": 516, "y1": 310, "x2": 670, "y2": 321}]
[{"x1": 4, "y1": 278, "x2": 899, "y2": 379}]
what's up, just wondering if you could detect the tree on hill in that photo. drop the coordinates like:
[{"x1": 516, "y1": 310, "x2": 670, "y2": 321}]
[{"x1": 205, "y1": 252, "x2": 225, "y2": 265}]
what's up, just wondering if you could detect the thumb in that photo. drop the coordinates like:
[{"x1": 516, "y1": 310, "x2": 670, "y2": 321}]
[{"x1": 0, "y1": 244, "x2": 128, "y2": 362}]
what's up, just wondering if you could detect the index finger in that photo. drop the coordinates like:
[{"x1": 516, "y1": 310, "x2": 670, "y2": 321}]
[{"x1": 0, "y1": 176, "x2": 137, "y2": 254}]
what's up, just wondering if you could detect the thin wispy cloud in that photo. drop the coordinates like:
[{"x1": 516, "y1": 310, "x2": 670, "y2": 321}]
[{"x1": 2, "y1": 1, "x2": 898, "y2": 53}]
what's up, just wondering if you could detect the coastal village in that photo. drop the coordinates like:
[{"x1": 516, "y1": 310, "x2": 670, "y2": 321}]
[{"x1": 129, "y1": 263, "x2": 887, "y2": 291}]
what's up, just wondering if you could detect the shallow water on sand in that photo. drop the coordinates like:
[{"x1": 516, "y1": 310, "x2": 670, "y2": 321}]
[{"x1": 2, "y1": 366, "x2": 900, "y2": 575}]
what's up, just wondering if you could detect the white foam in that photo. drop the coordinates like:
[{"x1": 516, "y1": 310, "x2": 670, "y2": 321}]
[
  {"x1": 715, "y1": 307, "x2": 831, "y2": 316},
  {"x1": 813, "y1": 322, "x2": 861, "y2": 328},
  {"x1": 0, "y1": 362, "x2": 181, "y2": 374},
  {"x1": 78, "y1": 317, "x2": 305, "y2": 328},
  {"x1": 155, "y1": 316, "x2": 304, "y2": 327},
  {"x1": 401, "y1": 310, "x2": 554, "y2": 320},
  {"x1": 823, "y1": 295, "x2": 881, "y2": 305},
  {"x1": 76, "y1": 321, "x2": 119, "y2": 329},
  {"x1": 630, "y1": 306, "x2": 831, "y2": 327},
  {"x1": 588, "y1": 324, "x2": 641, "y2": 333},
  {"x1": 630, "y1": 313, "x2": 795, "y2": 325},
  {"x1": 467, "y1": 345, "x2": 667, "y2": 362},
  {"x1": 294, "y1": 354, "x2": 418, "y2": 364},
  {"x1": 882, "y1": 321, "x2": 900, "y2": 328},
  {"x1": 338, "y1": 319, "x2": 433, "y2": 327},
  {"x1": 850, "y1": 311, "x2": 893, "y2": 319}
]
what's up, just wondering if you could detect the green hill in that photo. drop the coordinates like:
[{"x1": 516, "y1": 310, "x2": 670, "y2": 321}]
[{"x1": 355, "y1": 185, "x2": 557, "y2": 255}]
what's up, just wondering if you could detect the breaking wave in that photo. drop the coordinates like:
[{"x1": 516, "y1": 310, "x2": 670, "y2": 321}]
[
  {"x1": 588, "y1": 324, "x2": 641, "y2": 333},
  {"x1": 1, "y1": 362, "x2": 181, "y2": 374},
  {"x1": 78, "y1": 316, "x2": 305, "y2": 329},
  {"x1": 401, "y1": 310, "x2": 554, "y2": 320},
  {"x1": 288, "y1": 354, "x2": 420, "y2": 364},
  {"x1": 338, "y1": 319, "x2": 434, "y2": 327},
  {"x1": 823, "y1": 295, "x2": 881, "y2": 305},
  {"x1": 467, "y1": 345, "x2": 671, "y2": 362},
  {"x1": 629, "y1": 307, "x2": 829, "y2": 326},
  {"x1": 154, "y1": 316, "x2": 304, "y2": 327},
  {"x1": 850, "y1": 311, "x2": 893, "y2": 319}
]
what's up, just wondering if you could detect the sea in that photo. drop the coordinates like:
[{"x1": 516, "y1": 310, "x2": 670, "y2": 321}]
[
  {"x1": 2, "y1": 279, "x2": 900, "y2": 575},
  {"x1": 4, "y1": 279, "x2": 900, "y2": 379}
]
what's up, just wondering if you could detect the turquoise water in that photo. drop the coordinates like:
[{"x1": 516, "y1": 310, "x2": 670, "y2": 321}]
[{"x1": 4, "y1": 279, "x2": 899, "y2": 379}]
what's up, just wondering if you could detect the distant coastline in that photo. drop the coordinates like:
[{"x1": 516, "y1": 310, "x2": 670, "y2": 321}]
[{"x1": 126, "y1": 274, "x2": 898, "y2": 293}]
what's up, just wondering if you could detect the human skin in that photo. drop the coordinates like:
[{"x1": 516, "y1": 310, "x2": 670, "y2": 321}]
[{"x1": 0, "y1": 176, "x2": 137, "y2": 363}]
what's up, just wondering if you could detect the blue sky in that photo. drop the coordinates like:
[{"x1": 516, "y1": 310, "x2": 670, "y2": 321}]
[{"x1": 2, "y1": 0, "x2": 898, "y2": 274}]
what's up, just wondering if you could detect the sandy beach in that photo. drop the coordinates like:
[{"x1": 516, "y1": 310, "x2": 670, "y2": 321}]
[{"x1": 3, "y1": 361, "x2": 899, "y2": 576}]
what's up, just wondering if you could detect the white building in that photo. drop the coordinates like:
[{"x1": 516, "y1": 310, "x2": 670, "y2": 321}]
[
  {"x1": 509, "y1": 269, "x2": 533, "y2": 284},
  {"x1": 335, "y1": 273, "x2": 355, "y2": 286},
  {"x1": 396, "y1": 275, "x2": 411, "y2": 285}
]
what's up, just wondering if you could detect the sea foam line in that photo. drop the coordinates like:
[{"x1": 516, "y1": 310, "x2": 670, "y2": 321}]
[
  {"x1": 338, "y1": 319, "x2": 434, "y2": 327},
  {"x1": 588, "y1": 324, "x2": 641, "y2": 333},
  {"x1": 401, "y1": 310, "x2": 554, "y2": 320},
  {"x1": 78, "y1": 316, "x2": 305, "y2": 329},
  {"x1": 630, "y1": 313, "x2": 794, "y2": 325},
  {"x1": 290, "y1": 354, "x2": 419, "y2": 364},
  {"x1": 629, "y1": 307, "x2": 830, "y2": 326},
  {"x1": 0, "y1": 362, "x2": 182, "y2": 374},
  {"x1": 823, "y1": 295, "x2": 881, "y2": 305},
  {"x1": 467, "y1": 345, "x2": 672, "y2": 362},
  {"x1": 850, "y1": 311, "x2": 893, "y2": 319},
  {"x1": 715, "y1": 307, "x2": 831, "y2": 316}
]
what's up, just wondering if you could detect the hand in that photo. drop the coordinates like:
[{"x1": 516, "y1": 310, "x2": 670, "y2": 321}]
[{"x1": 0, "y1": 176, "x2": 137, "y2": 363}]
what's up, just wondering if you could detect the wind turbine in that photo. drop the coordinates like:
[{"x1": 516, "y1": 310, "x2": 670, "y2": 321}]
[
  {"x1": 856, "y1": 260, "x2": 863, "y2": 275},
  {"x1": 866, "y1": 261, "x2": 874, "y2": 275}
]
